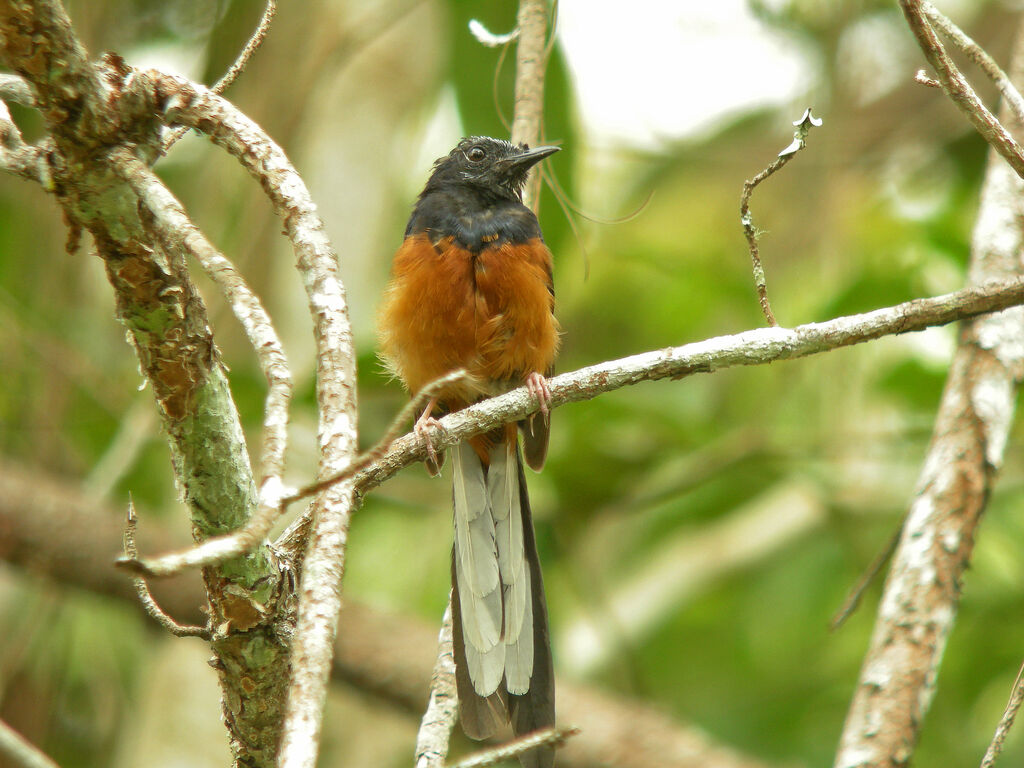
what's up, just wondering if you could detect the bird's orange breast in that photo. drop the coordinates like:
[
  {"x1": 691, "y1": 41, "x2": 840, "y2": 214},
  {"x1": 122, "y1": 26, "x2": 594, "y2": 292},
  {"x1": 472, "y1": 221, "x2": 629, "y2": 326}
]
[{"x1": 377, "y1": 232, "x2": 559, "y2": 408}]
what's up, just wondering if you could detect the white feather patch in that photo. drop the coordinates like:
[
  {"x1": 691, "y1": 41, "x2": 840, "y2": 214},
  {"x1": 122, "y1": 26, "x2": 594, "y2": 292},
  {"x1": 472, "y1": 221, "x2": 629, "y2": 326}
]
[{"x1": 453, "y1": 442, "x2": 502, "y2": 652}]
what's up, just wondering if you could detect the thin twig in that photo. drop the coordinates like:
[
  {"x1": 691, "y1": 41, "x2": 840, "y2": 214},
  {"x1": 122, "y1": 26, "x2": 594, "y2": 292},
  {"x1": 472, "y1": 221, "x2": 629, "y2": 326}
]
[
  {"x1": 117, "y1": 369, "x2": 468, "y2": 578},
  {"x1": 414, "y1": 598, "x2": 459, "y2": 768},
  {"x1": 510, "y1": 0, "x2": 551, "y2": 209},
  {"x1": 209, "y1": 0, "x2": 278, "y2": 97},
  {"x1": 122, "y1": 500, "x2": 210, "y2": 639},
  {"x1": 162, "y1": 0, "x2": 277, "y2": 153},
  {"x1": 282, "y1": 369, "x2": 470, "y2": 507},
  {"x1": 448, "y1": 727, "x2": 580, "y2": 768},
  {"x1": 922, "y1": 1, "x2": 1024, "y2": 125},
  {"x1": 980, "y1": 660, "x2": 1024, "y2": 768},
  {"x1": 740, "y1": 108, "x2": 822, "y2": 327},
  {"x1": 899, "y1": 0, "x2": 1024, "y2": 179},
  {"x1": 0, "y1": 719, "x2": 61, "y2": 768},
  {"x1": 830, "y1": 521, "x2": 903, "y2": 631}
]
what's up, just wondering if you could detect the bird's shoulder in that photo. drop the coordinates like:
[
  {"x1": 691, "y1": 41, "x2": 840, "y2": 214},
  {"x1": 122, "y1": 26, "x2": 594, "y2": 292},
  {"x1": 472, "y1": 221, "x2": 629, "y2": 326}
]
[{"x1": 406, "y1": 186, "x2": 542, "y2": 253}]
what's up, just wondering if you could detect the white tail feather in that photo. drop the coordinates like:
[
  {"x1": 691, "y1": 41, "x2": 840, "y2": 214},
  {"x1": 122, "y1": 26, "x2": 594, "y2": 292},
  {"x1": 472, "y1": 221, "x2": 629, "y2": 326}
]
[{"x1": 453, "y1": 442, "x2": 502, "y2": 659}]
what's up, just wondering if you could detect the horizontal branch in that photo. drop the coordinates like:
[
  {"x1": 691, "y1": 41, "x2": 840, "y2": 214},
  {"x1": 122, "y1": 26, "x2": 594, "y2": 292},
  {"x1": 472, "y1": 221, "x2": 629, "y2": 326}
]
[{"x1": 339, "y1": 274, "x2": 1024, "y2": 501}]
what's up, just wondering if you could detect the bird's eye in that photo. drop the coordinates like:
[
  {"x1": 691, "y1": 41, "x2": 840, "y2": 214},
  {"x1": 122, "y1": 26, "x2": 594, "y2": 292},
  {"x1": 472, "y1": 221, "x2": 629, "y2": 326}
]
[{"x1": 467, "y1": 146, "x2": 486, "y2": 162}]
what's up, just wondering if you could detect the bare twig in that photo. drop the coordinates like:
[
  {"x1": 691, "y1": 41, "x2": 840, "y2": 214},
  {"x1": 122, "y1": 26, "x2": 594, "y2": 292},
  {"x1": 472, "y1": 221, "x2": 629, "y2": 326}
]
[
  {"x1": 273, "y1": 273, "x2": 1024, "y2": 559},
  {"x1": 830, "y1": 522, "x2": 903, "y2": 632},
  {"x1": 900, "y1": 0, "x2": 1024, "y2": 178},
  {"x1": 118, "y1": 369, "x2": 468, "y2": 578},
  {"x1": 414, "y1": 599, "x2": 459, "y2": 768},
  {"x1": 448, "y1": 727, "x2": 580, "y2": 768},
  {"x1": 281, "y1": 369, "x2": 469, "y2": 506},
  {"x1": 922, "y1": 1, "x2": 1024, "y2": 125},
  {"x1": 980, "y1": 660, "x2": 1024, "y2": 768},
  {"x1": 0, "y1": 719, "x2": 60, "y2": 768},
  {"x1": 209, "y1": 0, "x2": 278, "y2": 97},
  {"x1": 162, "y1": 0, "x2": 278, "y2": 153},
  {"x1": 740, "y1": 108, "x2": 822, "y2": 327},
  {"x1": 122, "y1": 500, "x2": 210, "y2": 639},
  {"x1": 510, "y1": 0, "x2": 551, "y2": 209}
]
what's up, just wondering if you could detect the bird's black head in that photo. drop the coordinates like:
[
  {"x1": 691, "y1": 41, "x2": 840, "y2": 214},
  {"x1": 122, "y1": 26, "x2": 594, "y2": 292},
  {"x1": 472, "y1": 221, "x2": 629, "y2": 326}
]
[{"x1": 423, "y1": 136, "x2": 560, "y2": 203}]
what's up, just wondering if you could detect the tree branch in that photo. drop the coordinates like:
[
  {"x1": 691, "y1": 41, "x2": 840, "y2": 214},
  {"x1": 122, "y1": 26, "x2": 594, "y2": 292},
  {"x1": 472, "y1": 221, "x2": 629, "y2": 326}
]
[
  {"x1": 161, "y1": 0, "x2": 278, "y2": 153},
  {"x1": 414, "y1": 601, "x2": 459, "y2": 768},
  {"x1": 0, "y1": 719, "x2": 60, "y2": 768},
  {"x1": 921, "y1": 1, "x2": 1024, "y2": 125},
  {"x1": 980, "y1": 660, "x2": 1024, "y2": 768},
  {"x1": 899, "y1": 0, "x2": 1024, "y2": 179},
  {"x1": 145, "y1": 71, "x2": 362, "y2": 768},
  {"x1": 122, "y1": 499, "x2": 211, "y2": 639},
  {"x1": 0, "y1": 6, "x2": 294, "y2": 764},
  {"x1": 740, "y1": 108, "x2": 822, "y2": 326},
  {"x1": 320, "y1": 273, "x2": 1024, "y2": 509},
  {"x1": 448, "y1": 727, "x2": 579, "y2": 768},
  {"x1": 109, "y1": 146, "x2": 293, "y2": 508},
  {"x1": 834, "y1": 21, "x2": 1024, "y2": 768},
  {"x1": 0, "y1": 457, "x2": 783, "y2": 768},
  {"x1": 510, "y1": 0, "x2": 551, "y2": 209}
]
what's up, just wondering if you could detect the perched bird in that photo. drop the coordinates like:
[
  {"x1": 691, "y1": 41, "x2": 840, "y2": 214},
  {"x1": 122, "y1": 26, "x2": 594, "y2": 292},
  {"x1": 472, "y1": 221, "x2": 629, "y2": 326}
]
[{"x1": 377, "y1": 136, "x2": 560, "y2": 767}]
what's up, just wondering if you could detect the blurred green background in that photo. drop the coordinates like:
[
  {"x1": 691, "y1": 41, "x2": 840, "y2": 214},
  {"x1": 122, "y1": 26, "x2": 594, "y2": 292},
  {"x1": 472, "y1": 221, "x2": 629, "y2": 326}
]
[{"x1": 2, "y1": 0, "x2": 1023, "y2": 766}]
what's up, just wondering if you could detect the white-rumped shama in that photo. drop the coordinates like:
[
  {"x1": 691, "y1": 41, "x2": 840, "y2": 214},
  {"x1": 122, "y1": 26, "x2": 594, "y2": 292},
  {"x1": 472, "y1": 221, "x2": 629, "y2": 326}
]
[{"x1": 377, "y1": 136, "x2": 560, "y2": 768}]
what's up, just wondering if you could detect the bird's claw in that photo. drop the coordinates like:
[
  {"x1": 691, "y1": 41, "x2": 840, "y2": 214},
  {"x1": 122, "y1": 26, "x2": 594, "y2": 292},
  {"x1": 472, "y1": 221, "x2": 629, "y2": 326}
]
[
  {"x1": 526, "y1": 372, "x2": 552, "y2": 426},
  {"x1": 414, "y1": 413, "x2": 445, "y2": 475}
]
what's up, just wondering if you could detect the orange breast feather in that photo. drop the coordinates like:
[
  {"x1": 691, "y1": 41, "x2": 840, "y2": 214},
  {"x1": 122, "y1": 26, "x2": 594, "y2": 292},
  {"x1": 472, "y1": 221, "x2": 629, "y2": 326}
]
[{"x1": 378, "y1": 233, "x2": 559, "y2": 406}]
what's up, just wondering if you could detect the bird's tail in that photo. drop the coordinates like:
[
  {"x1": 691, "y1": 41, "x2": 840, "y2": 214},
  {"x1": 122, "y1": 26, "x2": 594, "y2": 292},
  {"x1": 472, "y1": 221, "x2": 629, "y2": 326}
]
[{"x1": 451, "y1": 436, "x2": 554, "y2": 768}]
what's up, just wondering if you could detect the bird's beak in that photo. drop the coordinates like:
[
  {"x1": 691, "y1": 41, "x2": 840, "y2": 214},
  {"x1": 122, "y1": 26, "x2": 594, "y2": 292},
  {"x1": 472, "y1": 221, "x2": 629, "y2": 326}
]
[{"x1": 501, "y1": 145, "x2": 561, "y2": 172}]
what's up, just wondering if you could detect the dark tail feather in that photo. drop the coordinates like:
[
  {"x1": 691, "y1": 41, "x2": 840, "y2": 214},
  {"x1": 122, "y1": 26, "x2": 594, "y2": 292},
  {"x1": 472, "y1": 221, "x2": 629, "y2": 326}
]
[
  {"x1": 508, "y1": 448, "x2": 555, "y2": 768},
  {"x1": 451, "y1": 446, "x2": 555, "y2": 768},
  {"x1": 452, "y1": 554, "x2": 508, "y2": 739}
]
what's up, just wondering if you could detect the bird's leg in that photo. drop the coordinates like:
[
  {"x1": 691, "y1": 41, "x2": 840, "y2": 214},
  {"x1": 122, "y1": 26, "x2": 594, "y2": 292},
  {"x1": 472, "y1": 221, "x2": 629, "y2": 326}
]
[
  {"x1": 526, "y1": 371, "x2": 552, "y2": 427},
  {"x1": 414, "y1": 396, "x2": 444, "y2": 474}
]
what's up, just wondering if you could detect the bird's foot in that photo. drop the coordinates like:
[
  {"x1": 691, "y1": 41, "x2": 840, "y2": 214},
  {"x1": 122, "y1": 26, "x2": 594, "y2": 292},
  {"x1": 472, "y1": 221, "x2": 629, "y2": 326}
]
[
  {"x1": 526, "y1": 372, "x2": 552, "y2": 426},
  {"x1": 414, "y1": 400, "x2": 445, "y2": 475}
]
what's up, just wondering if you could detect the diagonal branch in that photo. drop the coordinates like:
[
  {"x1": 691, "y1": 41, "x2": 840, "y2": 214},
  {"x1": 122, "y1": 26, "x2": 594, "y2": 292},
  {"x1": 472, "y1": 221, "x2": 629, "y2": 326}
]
[
  {"x1": 0, "y1": 719, "x2": 60, "y2": 768},
  {"x1": 899, "y1": 0, "x2": 1024, "y2": 178},
  {"x1": 921, "y1": 1, "x2": 1024, "y2": 125},
  {"x1": 109, "y1": 147, "x2": 293, "y2": 509},
  {"x1": 834, "y1": 20, "x2": 1024, "y2": 768},
  {"x1": 145, "y1": 71, "x2": 361, "y2": 768},
  {"x1": 447, "y1": 727, "x2": 580, "y2": 768},
  {"x1": 414, "y1": 600, "x2": 459, "y2": 768},
  {"x1": 162, "y1": 0, "x2": 278, "y2": 153}
]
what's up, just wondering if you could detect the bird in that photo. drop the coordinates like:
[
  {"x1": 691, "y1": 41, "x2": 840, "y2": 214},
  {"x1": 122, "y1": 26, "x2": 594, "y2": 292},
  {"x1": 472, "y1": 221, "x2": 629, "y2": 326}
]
[{"x1": 377, "y1": 136, "x2": 560, "y2": 767}]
